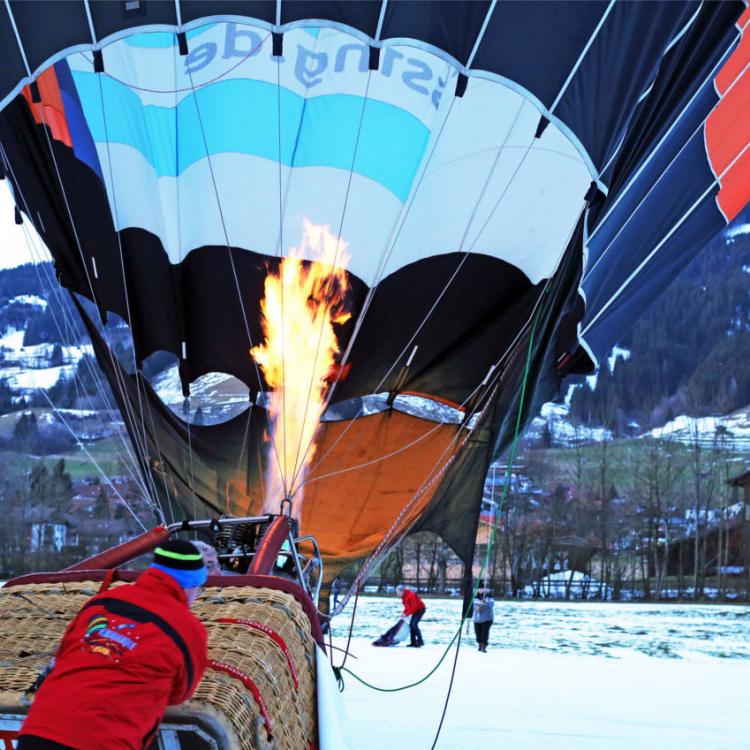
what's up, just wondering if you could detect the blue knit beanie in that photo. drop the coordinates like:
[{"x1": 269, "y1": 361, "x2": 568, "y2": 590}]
[{"x1": 150, "y1": 540, "x2": 208, "y2": 589}]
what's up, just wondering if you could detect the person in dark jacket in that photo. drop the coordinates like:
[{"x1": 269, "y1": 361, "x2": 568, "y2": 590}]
[
  {"x1": 396, "y1": 584, "x2": 426, "y2": 647},
  {"x1": 17, "y1": 539, "x2": 209, "y2": 750},
  {"x1": 472, "y1": 587, "x2": 495, "y2": 652}
]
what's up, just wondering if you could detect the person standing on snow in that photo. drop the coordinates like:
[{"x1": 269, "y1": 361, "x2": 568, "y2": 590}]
[
  {"x1": 396, "y1": 584, "x2": 426, "y2": 647},
  {"x1": 17, "y1": 539, "x2": 209, "y2": 750},
  {"x1": 473, "y1": 587, "x2": 495, "y2": 652}
]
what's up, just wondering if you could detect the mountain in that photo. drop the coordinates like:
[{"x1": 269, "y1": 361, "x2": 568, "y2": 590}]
[{"x1": 567, "y1": 222, "x2": 750, "y2": 434}]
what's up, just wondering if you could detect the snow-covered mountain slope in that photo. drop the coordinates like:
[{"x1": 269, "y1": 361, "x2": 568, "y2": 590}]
[
  {"x1": 1, "y1": 326, "x2": 93, "y2": 396},
  {"x1": 646, "y1": 406, "x2": 750, "y2": 448}
]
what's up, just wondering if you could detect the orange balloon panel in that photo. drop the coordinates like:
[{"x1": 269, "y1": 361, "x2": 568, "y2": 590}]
[
  {"x1": 21, "y1": 67, "x2": 72, "y2": 148},
  {"x1": 300, "y1": 410, "x2": 460, "y2": 562}
]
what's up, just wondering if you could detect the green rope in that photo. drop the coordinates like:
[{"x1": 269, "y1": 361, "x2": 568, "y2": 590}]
[
  {"x1": 334, "y1": 628, "x2": 460, "y2": 692},
  {"x1": 336, "y1": 288, "x2": 548, "y2": 694}
]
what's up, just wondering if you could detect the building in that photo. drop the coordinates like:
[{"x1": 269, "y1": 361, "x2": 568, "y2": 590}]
[{"x1": 662, "y1": 467, "x2": 750, "y2": 579}]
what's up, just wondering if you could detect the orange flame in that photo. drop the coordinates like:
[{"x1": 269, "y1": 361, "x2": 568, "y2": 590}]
[{"x1": 251, "y1": 220, "x2": 351, "y2": 517}]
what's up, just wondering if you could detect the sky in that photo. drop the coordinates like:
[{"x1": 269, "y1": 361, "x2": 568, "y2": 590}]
[{"x1": 0, "y1": 181, "x2": 51, "y2": 271}]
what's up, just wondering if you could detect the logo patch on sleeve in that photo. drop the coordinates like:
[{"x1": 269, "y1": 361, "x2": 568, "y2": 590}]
[{"x1": 82, "y1": 615, "x2": 139, "y2": 660}]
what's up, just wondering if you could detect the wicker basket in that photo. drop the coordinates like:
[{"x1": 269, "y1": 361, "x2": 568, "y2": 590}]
[{"x1": 0, "y1": 581, "x2": 318, "y2": 749}]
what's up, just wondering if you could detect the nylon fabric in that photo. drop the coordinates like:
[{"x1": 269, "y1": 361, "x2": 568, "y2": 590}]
[{"x1": 0, "y1": 2, "x2": 748, "y2": 590}]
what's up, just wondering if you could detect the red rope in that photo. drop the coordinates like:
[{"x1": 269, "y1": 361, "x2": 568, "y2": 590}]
[
  {"x1": 217, "y1": 617, "x2": 299, "y2": 690},
  {"x1": 208, "y1": 659, "x2": 273, "y2": 740}
]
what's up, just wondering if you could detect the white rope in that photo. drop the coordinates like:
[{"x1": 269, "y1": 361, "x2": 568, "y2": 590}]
[
  {"x1": 268, "y1": 26, "x2": 348, "y2": 503},
  {"x1": 329, "y1": 287, "x2": 547, "y2": 618},
  {"x1": 17, "y1": 219, "x2": 151, "y2": 499},
  {"x1": 306, "y1": 110, "x2": 539, "y2": 477},
  {"x1": 27, "y1": 136, "x2": 158, "y2": 497},
  {"x1": 378, "y1": 108, "x2": 535, "y2": 394},
  {"x1": 465, "y1": 0, "x2": 498, "y2": 71},
  {"x1": 288, "y1": 66, "x2": 376, "y2": 495},
  {"x1": 582, "y1": 137, "x2": 750, "y2": 336},
  {"x1": 36, "y1": 388, "x2": 148, "y2": 532},
  {"x1": 325, "y1": 205, "x2": 575, "y2": 614},
  {"x1": 10, "y1": 88, "x2": 165, "y2": 520},
  {"x1": 234, "y1": 404, "x2": 254, "y2": 506},
  {"x1": 0, "y1": 142, "x2": 153, "y2": 503},
  {"x1": 329, "y1": 372, "x2": 501, "y2": 617},
  {"x1": 274, "y1": 43, "x2": 290, "y2": 499},
  {"x1": 549, "y1": 0, "x2": 616, "y2": 114},
  {"x1": 138, "y1": 381, "x2": 177, "y2": 525},
  {"x1": 82, "y1": 0, "x2": 98, "y2": 46},
  {"x1": 374, "y1": 0, "x2": 388, "y2": 43},
  {"x1": 302, "y1": 281, "x2": 549, "y2": 493},
  {"x1": 3, "y1": 0, "x2": 32, "y2": 77},
  {"x1": 583, "y1": 59, "x2": 750, "y2": 283},
  {"x1": 587, "y1": 32, "x2": 741, "y2": 244},
  {"x1": 182, "y1": 38, "x2": 287, "y2": 502},
  {"x1": 186, "y1": 405, "x2": 197, "y2": 519},
  {"x1": 311, "y1": 97, "x2": 459, "y2": 436},
  {"x1": 95, "y1": 71, "x2": 166, "y2": 513}
]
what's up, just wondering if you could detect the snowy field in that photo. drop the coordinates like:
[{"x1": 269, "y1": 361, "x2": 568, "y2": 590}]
[{"x1": 330, "y1": 597, "x2": 750, "y2": 749}]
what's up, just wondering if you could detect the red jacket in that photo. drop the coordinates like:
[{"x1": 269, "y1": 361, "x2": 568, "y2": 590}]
[
  {"x1": 401, "y1": 588, "x2": 426, "y2": 617},
  {"x1": 20, "y1": 568, "x2": 208, "y2": 750}
]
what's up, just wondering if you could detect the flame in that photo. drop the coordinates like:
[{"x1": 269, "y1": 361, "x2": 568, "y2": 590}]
[{"x1": 251, "y1": 220, "x2": 351, "y2": 517}]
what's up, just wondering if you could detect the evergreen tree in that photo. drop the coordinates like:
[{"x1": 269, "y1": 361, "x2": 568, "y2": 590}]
[
  {"x1": 49, "y1": 374, "x2": 77, "y2": 409},
  {"x1": 49, "y1": 343, "x2": 64, "y2": 367},
  {"x1": 28, "y1": 463, "x2": 50, "y2": 504},
  {"x1": 0, "y1": 263, "x2": 49, "y2": 301},
  {"x1": 51, "y1": 458, "x2": 72, "y2": 499},
  {"x1": 13, "y1": 412, "x2": 40, "y2": 453},
  {"x1": 76, "y1": 354, "x2": 102, "y2": 397},
  {"x1": 93, "y1": 487, "x2": 110, "y2": 519},
  {"x1": 20, "y1": 459, "x2": 72, "y2": 520},
  {"x1": 0, "y1": 378, "x2": 13, "y2": 415},
  {"x1": 541, "y1": 420, "x2": 553, "y2": 448},
  {"x1": 23, "y1": 306, "x2": 64, "y2": 346}
]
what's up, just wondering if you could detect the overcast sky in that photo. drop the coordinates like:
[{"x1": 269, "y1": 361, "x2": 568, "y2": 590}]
[{"x1": 0, "y1": 181, "x2": 51, "y2": 271}]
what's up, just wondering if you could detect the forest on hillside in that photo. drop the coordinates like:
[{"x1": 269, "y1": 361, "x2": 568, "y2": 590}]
[
  {"x1": 569, "y1": 230, "x2": 750, "y2": 431},
  {"x1": 370, "y1": 429, "x2": 750, "y2": 602}
]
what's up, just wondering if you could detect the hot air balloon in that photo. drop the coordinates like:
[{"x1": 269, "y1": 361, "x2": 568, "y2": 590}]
[{"x1": 0, "y1": 2, "x2": 747, "y2": 748}]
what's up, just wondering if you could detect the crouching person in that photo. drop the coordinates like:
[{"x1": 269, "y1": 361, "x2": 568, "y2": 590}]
[
  {"x1": 396, "y1": 584, "x2": 426, "y2": 648},
  {"x1": 18, "y1": 540, "x2": 209, "y2": 750}
]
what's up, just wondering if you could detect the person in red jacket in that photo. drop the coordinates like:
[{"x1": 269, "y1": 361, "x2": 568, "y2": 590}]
[
  {"x1": 396, "y1": 584, "x2": 426, "y2": 647},
  {"x1": 17, "y1": 539, "x2": 209, "y2": 750}
]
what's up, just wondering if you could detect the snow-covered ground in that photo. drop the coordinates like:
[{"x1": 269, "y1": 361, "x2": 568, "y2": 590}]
[
  {"x1": 646, "y1": 410, "x2": 750, "y2": 448},
  {"x1": 530, "y1": 400, "x2": 613, "y2": 444},
  {"x1": 3, "y1": 364, "x2": 77, "y2": 390},
  {"x1": 527, "y1": 396, "x2": 750, "y2": 450},
  {"x1": 0, "y1": 327, "x2": 92, "y2": 366},
  {"x1": 331, "y1": 597, "x2": 750, "y2": 749},
  {"x1": 0, "y1": 326, "x2": 94, "y2": 394},
  {"x1": 7, "y1": 294, "x2": 47, "y2": 309},
  {"x1": 152, "y1": 366, "x2": 252, "y2": 424}
]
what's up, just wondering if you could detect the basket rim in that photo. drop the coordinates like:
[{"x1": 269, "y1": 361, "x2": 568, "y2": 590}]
[{"x1": 2, "y1": 570, "x2": 324, "y2": 647}]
